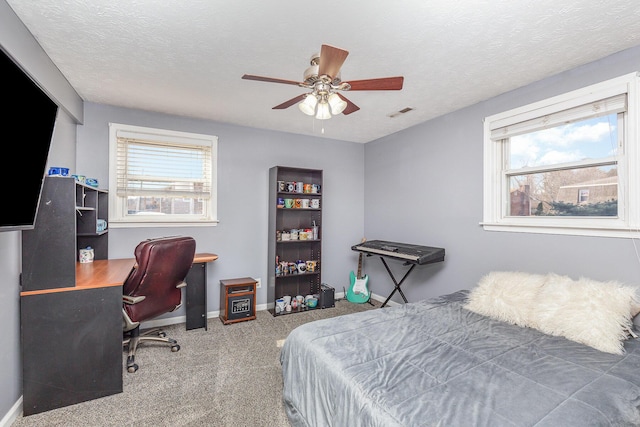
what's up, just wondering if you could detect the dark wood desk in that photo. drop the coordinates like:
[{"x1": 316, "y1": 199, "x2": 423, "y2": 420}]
[
  {"x1": 71, "y1": 252, "x2": 220, "y2": 330},
  {"x1": 73, "y1": 253, "x2": 219, "y2": 290},
  {"x1": 69, "y1": 253, "x2": 218, "y2": 289},
  {"x1": 20, "y1": 253, "x2": 218, "y2": 416}
]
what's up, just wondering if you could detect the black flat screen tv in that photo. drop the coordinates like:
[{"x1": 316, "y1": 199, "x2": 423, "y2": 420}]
[{"x1": 1, "y1": 47, "x2": 59, "y2": 232}]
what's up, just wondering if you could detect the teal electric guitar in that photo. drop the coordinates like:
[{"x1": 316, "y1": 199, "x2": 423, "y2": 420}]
[{"x1": 347, "y1": 238, "x2": 370, "y2": 304}]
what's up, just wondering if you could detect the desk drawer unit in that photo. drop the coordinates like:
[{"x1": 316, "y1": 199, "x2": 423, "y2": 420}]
[{"x1": 219, "y1": 277, "x2": 257, "y2": 324}]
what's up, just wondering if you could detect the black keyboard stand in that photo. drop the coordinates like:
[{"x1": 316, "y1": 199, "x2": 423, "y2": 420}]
[{"x1": 376, "y1": 256, "x2": 417, "y2": 308}]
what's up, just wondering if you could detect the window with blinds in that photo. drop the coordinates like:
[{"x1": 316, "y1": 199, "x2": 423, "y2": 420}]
[
  {"x1": 108, "y1": 123, "x2": 218, "y2": 226},
  {"x1": 482, "y1": 72, "x2": 640, "y2": 238}
]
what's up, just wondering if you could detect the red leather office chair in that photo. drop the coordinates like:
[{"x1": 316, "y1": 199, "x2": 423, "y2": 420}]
[{"x1": 122, "y1": 236, "x2": 196, "y2": 373}]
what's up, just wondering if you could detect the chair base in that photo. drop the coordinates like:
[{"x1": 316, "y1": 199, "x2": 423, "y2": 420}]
[{"x1": 122, "y1": 326, "x2": 180, "y2": 373}]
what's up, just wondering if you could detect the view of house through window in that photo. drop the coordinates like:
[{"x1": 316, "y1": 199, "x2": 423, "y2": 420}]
[
  {"x1": 506, "y1": 113, "x2": 619, "y2": 217},
  {"x1": 483, "y1": 72, "x2": 639, "y2": 238}
]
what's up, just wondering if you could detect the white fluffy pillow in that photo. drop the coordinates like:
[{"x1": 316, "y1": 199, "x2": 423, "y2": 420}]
[
  {"x1": 532, "y1": 274, "x2": 639, "y2": 355},
  {"x1": 464, "y1": 271, "x2": 546, "y2": 328}
]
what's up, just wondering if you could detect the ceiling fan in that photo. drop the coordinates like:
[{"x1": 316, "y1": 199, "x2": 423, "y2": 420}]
[{"x1": 242, "y1": 44, "x2": 404, "y2": 119}]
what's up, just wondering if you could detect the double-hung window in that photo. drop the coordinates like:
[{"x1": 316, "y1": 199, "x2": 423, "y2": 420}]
[
  {"x1": 108, "y1": 123, "x2": 218, "y2": 227},
  {"x1": 483, "y1": 72, "x2": 639, "y2": 238}
]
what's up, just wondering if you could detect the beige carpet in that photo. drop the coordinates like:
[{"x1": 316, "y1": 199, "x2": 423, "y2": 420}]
[{"x1": 12, "y1": 299, "x2": 378, "y2": 427}]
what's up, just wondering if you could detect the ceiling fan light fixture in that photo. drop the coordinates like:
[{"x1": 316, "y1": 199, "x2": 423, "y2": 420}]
[
  {"x1": 298, "y1": 94, "x2": 318, "y2": 116},
  {"x1": 328, "y1": 93, "x2": 347, "y2": 115},
  {"x1": 315, "y1": 101, "x2": 332, "y2": 120}
]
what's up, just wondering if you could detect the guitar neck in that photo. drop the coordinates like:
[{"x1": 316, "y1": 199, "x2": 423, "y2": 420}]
[{"x1": 357, "y1": 253, "x2": 363, "y2": 279}]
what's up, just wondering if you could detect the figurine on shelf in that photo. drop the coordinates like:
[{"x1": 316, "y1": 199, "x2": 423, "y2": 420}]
[{"x1": 297, "y1": 260, "x2": 306, "y2": 273}]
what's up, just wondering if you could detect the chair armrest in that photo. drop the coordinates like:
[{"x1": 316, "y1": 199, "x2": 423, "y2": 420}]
[
  {"x1": 123, "y1": 295, "x2": 146, "y2": 305},
  {"x1": 176, "y1": 281, "x2": 187, "y2": 289}
]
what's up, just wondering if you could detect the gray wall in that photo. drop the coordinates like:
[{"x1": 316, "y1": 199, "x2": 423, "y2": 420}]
[
  {"x1": 363, "y1": 45, "x2": 640, "y2": 304},
  {"x1": 0, "y1": 231, "x2": 21, "y2": 421},
  {"x1": 76, "y1": 103, "x2": 366, "y2": 319}
]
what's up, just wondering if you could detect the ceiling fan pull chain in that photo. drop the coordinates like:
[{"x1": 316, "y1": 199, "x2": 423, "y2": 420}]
[{"x1": 311, "y1": 117, "x2": 324, "y2": 134}]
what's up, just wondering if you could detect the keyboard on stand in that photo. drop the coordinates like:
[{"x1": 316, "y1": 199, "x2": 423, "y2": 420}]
[
  {"x1": 351, "y1": 240, "x2": 445, "y2": 307},
  {"x1": 351, "y1": 240, "x2": 445, "y2": 265}
]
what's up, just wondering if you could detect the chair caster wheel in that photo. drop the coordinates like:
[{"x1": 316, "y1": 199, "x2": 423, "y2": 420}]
[
  {"x1": 158, "y1": 331, "x2": 166, "y2": 338},
  {"x1": 127, "y1": 363, "x2": 138, "y2": 373},
  {"x1": 171, "y1": 344, "x2": 180, "y2": 352}
]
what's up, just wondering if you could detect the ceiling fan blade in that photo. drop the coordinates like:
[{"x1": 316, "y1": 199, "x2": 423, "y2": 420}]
[
  {"x1": 346, "y1": 76, "x2": 404, "y2": 91},
  {"x1": 273, "y1": 94, "x2": 307, "y2": 110},
  {"x1": 242, "y1": 74, "x2": 302, "y2": 86},
  {"x1": 318, "y1": 44, "x2": 349, "y2": 79},
  {"x1": 337, "y1": 93, "x2": 360, "y2": 115}
]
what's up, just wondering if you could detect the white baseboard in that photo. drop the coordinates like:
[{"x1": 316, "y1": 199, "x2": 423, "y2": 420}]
[{"x1": 1, "y1": 396, "x2": 22, "y2": 427}]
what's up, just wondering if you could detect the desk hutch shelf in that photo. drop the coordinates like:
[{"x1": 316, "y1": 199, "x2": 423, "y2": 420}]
[{"x1": 22, "y1": 176, "x2": 108, "y2": 291}]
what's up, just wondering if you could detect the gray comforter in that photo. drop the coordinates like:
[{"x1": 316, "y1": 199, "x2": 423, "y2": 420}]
[{"x1": 281, "y1": 291, "x2": 640, "y2": 426}]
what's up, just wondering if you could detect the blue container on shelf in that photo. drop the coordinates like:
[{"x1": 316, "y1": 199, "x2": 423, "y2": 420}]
[
  {"x1": 85, "y1": 178, "x2": 99, "y2": 187},
  {"x1": 48, "y1": 167, "x2": 69, "y2": 177}
]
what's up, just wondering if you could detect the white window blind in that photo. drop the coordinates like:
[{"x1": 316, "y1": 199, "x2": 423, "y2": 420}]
[
  {"x1": 116, "y1": 136, "x2": 212, "y2": 200},
  {"x1": 109, "y1": 122, "x2": 218, "y2": 226},
  {"x1": 490, "y1": 94, "x2": 627, "y2": 140}
]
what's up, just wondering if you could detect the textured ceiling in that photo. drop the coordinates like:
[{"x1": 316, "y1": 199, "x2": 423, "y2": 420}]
[{"x1": 6, "y1": 0, "x2": 640, "y2": 143}]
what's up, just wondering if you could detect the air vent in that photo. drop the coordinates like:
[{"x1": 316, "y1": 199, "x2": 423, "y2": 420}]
[{"x1": 388, "y1": 107, "x2": 414, "y2": 118}]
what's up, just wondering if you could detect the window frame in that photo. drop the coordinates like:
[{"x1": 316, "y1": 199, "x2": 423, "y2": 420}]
[
  {"x1": 108, "y1": 123, "x2": 219, "y2": 228},
  {"x1": 482, "y1": 72, "x2": 640, "y2": 238}
]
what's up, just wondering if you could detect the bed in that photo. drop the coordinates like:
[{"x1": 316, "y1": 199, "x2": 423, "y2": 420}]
[{"x1": 281, "y1": 272, "x2": 640, "y2": 426}]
